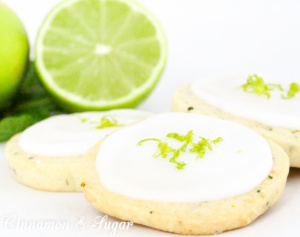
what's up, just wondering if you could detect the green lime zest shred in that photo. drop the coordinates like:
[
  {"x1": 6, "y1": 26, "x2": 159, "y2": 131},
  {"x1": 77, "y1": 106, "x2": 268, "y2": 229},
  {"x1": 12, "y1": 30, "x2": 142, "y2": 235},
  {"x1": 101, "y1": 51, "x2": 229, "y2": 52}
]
[
  {"x1": 281, "y1": 82, "x2": 300, "y2": 99},
  {"x1": 78, "y1": 116, "x2": 88, "y2": 123},
  {"x1": 242, "y1": 74, "x2": 299, "y2": 99},
  {"x1": 138, "y1": 138, "x2": 173, "y2": 158},
  {"x1": 213, "y1": 137, "x2": 223, "y2": 145},
  {"x1": 169, "y1": 150, "x2": 186, "y2": 170},
  {"x1": 137, "y1": 138, "x2": 161, "y2": 146},
  {"x1": 167, "y1": 130, "x2": 194, "y2": 142},
  {"x1": 78, "y1": 115, "x2": 123, "y2": 129},
  {"x1": 190, "y1": 137, "x2": 223, "y2": 159},
  {"x1": 138, "y1": 130, "x2": 223, "y2": 170},
  {"x1": 95, "y1": 115, "x2": 123, "y2": 129},
  {"x1": 242, "y1": 74, "x2": 283, "y2": 98},
  {"x1": 167, "y1": 130, "x2": 194, "y2": 152}
]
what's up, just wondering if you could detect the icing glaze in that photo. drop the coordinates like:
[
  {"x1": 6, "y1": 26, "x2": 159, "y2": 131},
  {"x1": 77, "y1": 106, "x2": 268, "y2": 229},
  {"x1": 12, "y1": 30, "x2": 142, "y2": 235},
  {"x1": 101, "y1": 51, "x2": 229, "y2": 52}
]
[
  {"x1": 19, "y1": 109, "x2": 152, "y2": 156},
  {"x1": 96, "y1": 113, "x2": 273, "y2": 202}
]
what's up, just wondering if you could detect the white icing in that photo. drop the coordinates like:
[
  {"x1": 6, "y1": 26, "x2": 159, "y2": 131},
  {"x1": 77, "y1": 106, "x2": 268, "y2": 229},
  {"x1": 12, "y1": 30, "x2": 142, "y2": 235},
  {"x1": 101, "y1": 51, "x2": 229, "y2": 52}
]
[
  {"x1": 19, "y1": 109, "x2": 153, "y2": 156},
  {"x1": 191, "y1": 75, "x2": 300, "y2": 130},
  {"x1": 96, "y1": 113, "x2": 273, "y2": 202}
]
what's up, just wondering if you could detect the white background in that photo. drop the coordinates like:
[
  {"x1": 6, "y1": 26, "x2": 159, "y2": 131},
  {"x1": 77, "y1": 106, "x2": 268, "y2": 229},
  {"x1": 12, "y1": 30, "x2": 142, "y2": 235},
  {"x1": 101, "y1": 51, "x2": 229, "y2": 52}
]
[{"x1": 1, "y1": 0, "x2": 300, "y2": 236}]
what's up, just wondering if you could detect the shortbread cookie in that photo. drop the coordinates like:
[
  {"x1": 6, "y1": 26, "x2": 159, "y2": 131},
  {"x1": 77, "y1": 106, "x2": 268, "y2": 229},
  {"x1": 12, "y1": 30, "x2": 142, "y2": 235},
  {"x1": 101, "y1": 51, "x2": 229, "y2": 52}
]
[
  {"x1": 5, "y1": 109, "x2": 152, "y2": 192},
  {"x1": 82, "y1": 113, "x2": 289, "y2": 235},
  {"x1": 171, "y1": 80, "x2": 300, "y2": 168}
]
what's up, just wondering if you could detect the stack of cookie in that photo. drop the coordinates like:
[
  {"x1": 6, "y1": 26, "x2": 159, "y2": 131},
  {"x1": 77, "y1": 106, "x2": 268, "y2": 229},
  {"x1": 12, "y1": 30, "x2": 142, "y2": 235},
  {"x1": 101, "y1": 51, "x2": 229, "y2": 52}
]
[{"x1": 5, "y1": 75, "x2": 296, "y2": 235}]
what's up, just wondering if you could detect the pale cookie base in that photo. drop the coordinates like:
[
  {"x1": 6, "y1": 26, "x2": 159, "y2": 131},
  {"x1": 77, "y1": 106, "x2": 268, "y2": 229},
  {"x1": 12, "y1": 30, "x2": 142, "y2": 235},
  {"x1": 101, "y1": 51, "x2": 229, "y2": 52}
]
[
  {"x1": 5, "y1": 134, "x2": 84, "y2": 192},
  {"x1": 171, "y1": 84, "x2": 300, "y2": 168},
  {"x1": 82, "y1": 139, "x2": 289, "y2": 235}
]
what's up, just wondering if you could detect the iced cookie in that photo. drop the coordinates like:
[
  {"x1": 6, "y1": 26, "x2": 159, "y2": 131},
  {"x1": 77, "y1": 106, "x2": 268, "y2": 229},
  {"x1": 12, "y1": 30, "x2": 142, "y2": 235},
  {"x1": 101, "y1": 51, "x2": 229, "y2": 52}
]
[
  {"x1": 172, "y1": 75, "x2": 300, "y2": 168},
  {"x1": 82, "y1": 113, "x2": 289, "y2": 235},
  {"x1": 5, "y1": 109, "x2": 152, "y2": 192}
]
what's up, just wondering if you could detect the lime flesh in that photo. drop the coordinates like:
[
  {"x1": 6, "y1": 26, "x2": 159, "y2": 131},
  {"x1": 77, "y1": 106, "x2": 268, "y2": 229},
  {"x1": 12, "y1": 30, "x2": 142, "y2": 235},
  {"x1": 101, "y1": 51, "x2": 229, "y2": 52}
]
[{"x1": 35, "y1": 0, "x2": 167, "y2": 112}]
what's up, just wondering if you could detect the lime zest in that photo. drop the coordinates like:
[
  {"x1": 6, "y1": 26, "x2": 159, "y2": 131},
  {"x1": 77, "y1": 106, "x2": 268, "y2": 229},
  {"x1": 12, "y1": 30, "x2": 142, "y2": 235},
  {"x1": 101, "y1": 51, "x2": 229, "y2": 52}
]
[
  {"x1": 77, "y1": 115, "x2": 123, "y2": 129},
  {"x1": 166, "y1": 130, "x2": 194, "y2": 169},
  {"x1": 95, "y1": 115, "x2": 123, "y2": 129},
  {"x1": 212, "y1": 137, "x2": 223, "y2": 145},
  {"x1": 242, "y1": 74, "x2": 283, "y2": 98},
  {"x1": 190, "y1": 137, "x2": 223, "y2": 159},
  {"x1": 169, "y1": 149, "x2": 186, "y2": 170},
  {"x1": 138, "y1": 130, "x2": 223, "y2": 170},
  {"x1": 281, "y1": 82, "x2": 300, "y2": 99},
  {"x1": 242, "y1": 74, "x2": 299, "y2": 99},
  {"x1": 138, "y1": 138, "x2": 173, "y2": 158},
  {"x1": 167, "y1": 130, "x2": 194, "y2": 142},
  {"x1": 138, "y1": 138, "x2": 186, "y2": 169},
  {"x1": 137, "y1": 138, "x2": 161, "y2": 146},
  {"x1": 78, "y1": 116, "x2": 88, "y2": 123},
  {"x1": 167, "y1": 130, "x2": 194, "y2": 152}
]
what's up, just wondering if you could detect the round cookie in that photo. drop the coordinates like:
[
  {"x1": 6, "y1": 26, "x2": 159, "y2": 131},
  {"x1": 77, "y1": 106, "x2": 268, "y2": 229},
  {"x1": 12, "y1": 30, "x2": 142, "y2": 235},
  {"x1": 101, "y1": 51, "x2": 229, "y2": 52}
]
[
  {"x1": 82, "y1": 113, "x2": 289, "y2": 235},
  {"x1": 5, "y1": 109, "x2": 152, "y2": 192},
  {"x1": 172, "y1": 83, "x2": 300, "y2": 168}
]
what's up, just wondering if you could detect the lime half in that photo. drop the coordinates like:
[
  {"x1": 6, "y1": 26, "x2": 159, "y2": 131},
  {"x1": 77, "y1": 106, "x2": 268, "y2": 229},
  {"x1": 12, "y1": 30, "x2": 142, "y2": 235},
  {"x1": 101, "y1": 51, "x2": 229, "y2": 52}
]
[{"x1": 35, "y1": 0, "x2": 167, "y2": 111}]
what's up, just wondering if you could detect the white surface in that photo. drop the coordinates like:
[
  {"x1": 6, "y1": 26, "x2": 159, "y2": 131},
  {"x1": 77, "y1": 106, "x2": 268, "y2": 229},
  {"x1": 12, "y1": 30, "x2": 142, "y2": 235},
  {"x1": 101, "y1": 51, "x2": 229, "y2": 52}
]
[
  {"x1": 19, "y1": 110, "x2": 152, "y2": 156},
  {"x1": 97, "y1": 113, "x2": 273, "y2": 202},
  {"x1": 191, "y1": 75, "x2": 300, "y2": 129},
  {"x1": 1, "y1": 0, "x2": 300, "y2": 236}
]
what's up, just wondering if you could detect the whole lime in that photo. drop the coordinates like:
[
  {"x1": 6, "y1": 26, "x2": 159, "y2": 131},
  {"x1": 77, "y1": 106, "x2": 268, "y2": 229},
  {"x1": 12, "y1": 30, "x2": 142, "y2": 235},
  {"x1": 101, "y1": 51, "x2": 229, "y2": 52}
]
[{"x1": 0, "y1": 3, "x2": 29, "y2": 110}]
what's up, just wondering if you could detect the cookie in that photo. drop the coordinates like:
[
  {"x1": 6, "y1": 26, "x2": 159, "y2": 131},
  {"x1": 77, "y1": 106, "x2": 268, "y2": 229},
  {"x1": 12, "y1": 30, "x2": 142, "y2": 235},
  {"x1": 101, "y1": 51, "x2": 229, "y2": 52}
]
[
  {"x1": 82, "y1": 113, "x2": 289, "y2": 235},
  {"x1": 5, "y1": 109, "x2": 152, "y2": 192},
  {"x1": 172, "y1": 82, "x2": 300, "y2": 168}
]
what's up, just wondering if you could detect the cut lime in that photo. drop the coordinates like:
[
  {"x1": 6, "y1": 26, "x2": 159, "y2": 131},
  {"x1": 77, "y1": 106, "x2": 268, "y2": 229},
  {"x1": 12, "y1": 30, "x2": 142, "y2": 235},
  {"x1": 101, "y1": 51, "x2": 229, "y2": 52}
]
[{"x1": 35, "y1": 0, "x2": 167, "y2": 112}]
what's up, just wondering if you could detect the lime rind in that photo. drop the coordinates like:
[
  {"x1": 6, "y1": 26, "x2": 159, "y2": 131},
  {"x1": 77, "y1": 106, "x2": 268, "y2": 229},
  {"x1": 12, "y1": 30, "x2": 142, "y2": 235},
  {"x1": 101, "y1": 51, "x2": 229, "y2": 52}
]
[{"x1": 35, "y1": 0, "x2": 167, "y2": 111}]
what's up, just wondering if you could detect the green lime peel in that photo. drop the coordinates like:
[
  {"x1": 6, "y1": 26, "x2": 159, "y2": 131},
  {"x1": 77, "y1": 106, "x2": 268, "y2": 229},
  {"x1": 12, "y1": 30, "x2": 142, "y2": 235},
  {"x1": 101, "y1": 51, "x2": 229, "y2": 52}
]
[
  {"x1": 95, "y1": 115, "x2": 123, "y2": 129},
  {"x1": 138, "y1": 130, "x2": 223, "y2": 170},
  {"x1": 281, "y1": 82, "x2": 300, "y2": 99},
  {"x1": 242, "y1": 74, "x2": 299, "y2": 99},
  {"x1": 78, "y1": 115, "x2": 123, "y2": 129}
]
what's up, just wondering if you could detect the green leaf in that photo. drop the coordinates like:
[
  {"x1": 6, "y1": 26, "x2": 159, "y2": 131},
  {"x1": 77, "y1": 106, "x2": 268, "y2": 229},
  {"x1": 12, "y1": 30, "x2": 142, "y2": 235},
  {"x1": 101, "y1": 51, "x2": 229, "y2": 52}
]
[
  {"x1": 0, "y1": 114, "x2": 35, "y2": 142},
  {"x1": 0, "y1": 61, "x2": 65, "y2": 142}
]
